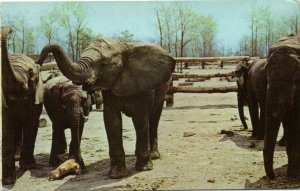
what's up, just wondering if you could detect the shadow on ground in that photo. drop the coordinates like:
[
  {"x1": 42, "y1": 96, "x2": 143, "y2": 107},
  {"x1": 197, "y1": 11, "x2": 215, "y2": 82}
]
[
  {"x1": 54, "y1": 154, "x2": 142, "y2": 191},
  {"x1": 244, "y1": 165, "x2": 300, "y2": 189},
  {"x1": 219, "y1": 130, "x2": 286, "y2": 152},
  {"x1": 164, "y1": 104, "x2": 237, "y2": 111}
]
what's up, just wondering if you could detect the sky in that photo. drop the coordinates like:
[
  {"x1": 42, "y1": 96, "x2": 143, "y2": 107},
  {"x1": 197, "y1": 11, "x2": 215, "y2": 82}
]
[{"x1": 2, "y1": 0, "x2": 299, "y2": 50}]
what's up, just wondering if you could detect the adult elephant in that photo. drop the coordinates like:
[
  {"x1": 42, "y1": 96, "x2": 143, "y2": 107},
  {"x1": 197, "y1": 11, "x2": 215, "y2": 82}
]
[
  {"x1": 264, "y1": 34, "x2": 300, "y2": 179},
  {"x1": 1, "y1": 28, "x2": 44, "y2": 185},
  {"x1": 36, "y1": 38, "x2": 175, "y2": 178},
  {"x1": 44, "y1": 75, "x2": 92, "y2": 171},
  {"x1": 235, "y1": 59, "x2": 286, "y2": 144}
]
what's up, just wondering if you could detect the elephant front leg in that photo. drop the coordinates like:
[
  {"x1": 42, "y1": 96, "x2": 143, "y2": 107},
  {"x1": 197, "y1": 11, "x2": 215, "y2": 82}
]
[
  {"x1": 2, "y1": 109, "x2": 16, "y2": 185},
  {"x1": 69, "y1": 117, "x2": 85, "y2": 170},
  {"x1": 50, "y1": 125, "x2": 67, "y2": 167},
  {"x1": 132, "y1": 110, "x2": 153, "y2": 171},
  {"x1": 103, "y1": 104, "x2": 127, "y2": 179}
]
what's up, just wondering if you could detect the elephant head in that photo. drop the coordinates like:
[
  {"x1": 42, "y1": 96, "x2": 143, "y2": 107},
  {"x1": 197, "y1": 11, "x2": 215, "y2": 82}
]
[
  {"x1": 264, "y1": 34, "x2": 300, "y2": 179},
  {"x1": 1, "y1": 27, "x2": 44, "y2": 104},
  {"x1": 36, "y1": 38, "x2": 175, "y2": 95},
  {"x1": 235, "y1": 60, "x2": 251, "y2": 129}
]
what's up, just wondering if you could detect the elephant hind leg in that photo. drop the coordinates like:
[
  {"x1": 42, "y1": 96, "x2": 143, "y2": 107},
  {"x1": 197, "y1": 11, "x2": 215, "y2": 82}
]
[{"x1": 248, "y1": 91, "x2": 259, "y2": 139}]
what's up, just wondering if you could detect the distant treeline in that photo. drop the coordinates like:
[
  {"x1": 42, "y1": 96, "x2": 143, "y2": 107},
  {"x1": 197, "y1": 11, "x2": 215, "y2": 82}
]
[{"x1": 3, "y1": 2, "x2": 299, "y2": 61}]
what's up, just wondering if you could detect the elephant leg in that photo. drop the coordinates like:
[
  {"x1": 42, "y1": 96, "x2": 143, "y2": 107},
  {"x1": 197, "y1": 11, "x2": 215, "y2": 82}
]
[
  {"x1": 69, "y1": 118, "x2": 85, "y2": 170},
  {"x1": 248, "y1": 92, "x2": 259, "y2": 139},
  {"x1": 131, "y1": 92, "x2": 153, "y2": 171},
  {"x1": 50, "y1": 123, "x2": 67, "y2": 167},
  {"x1": 19, "y1": 104, "x2": 42, "y2": 170},
  {"x1": 285, "y1": 93, "x2": 300, "y2": 179},
  {"x1": 149, "y1": 87, "x2": 166, "y2": 160},
  {"x1": 103, "y1": 100, "x2": 127, "y2": 179},
  {"x1": 2, "y1": 108, "x2": 16, "y2": 185}
]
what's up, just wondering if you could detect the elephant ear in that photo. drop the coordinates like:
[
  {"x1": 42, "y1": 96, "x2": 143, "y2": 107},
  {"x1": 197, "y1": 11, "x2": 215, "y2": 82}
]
[{"x1": 111, "y1": 45, "x2": 175, "y2": 96}]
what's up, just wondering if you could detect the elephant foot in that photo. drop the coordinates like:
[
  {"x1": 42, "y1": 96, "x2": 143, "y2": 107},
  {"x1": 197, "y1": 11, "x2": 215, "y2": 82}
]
[
  {"x1": 2, "y1": 176, "x2": 16, "y2": 185},
  {"x1": 19, "y1": 159, "x2": 36, "y2": 170},
  {"x1": 287, "y1": 162, "x2": 300, "y2": 179},
  {"x1": 135, "y1": 158, "x2": 153, "y2": 171},
  {"x1": 150, "y1": 149, "x2": 161, "y2": 160},
  {"x1": 278, "y1": 138, "x2": 286, "y2": 147},
  {"x1": 108, "y1": 166, "x2": 128, "y2": 179}
]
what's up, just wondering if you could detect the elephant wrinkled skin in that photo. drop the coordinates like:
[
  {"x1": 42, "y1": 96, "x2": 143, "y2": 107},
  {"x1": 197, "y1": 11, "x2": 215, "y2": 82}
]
[
  {"x1": 264, "y1": 34, "x2": 300, "y2": 179},
  {"x1": 36, "y1": 38, "x2": 175, "y2": 178},
  {"x1": 1, "y1": 28, "x2": 44, "y2": 185}
]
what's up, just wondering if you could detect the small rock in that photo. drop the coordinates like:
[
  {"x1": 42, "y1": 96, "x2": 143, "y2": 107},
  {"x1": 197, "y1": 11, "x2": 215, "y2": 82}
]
[
  {"x1": 183, "y1": 132, "x2": 196, "y2": 137},
  {"x1": 220, "y1": 130, "x2": 234, "y2": 137},
  {"x1": 207, "y1": 179, "x2": 215, "y2": 183}
]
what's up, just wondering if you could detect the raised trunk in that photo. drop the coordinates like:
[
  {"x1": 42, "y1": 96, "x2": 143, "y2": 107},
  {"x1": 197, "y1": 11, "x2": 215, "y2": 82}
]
[
  {"x1": 35, "y1": 44, "x2": 93, "y2": 85},
  {"x1": 1, "y1": 27, "x2": 24, "y2": 92}
]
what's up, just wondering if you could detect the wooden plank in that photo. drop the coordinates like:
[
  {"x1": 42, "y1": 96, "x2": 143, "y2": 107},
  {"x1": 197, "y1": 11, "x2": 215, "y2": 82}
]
[
  {"x1": 172, "y1": 72, "x2": 235, "y2": 80},
  {"x1": 175, "y1": 56, "x2": 250, "y2": 63},
  {"x1": 169, "y1": 86, "x2": 238, "y2": 93}
]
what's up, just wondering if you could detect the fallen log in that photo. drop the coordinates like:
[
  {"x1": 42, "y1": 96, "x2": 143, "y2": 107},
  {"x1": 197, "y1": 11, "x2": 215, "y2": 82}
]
[
  {"x1": 49, "y1": 159, "x2": 81, "y2": 181},
  {"x1": 172, "y1": 72, "x2": 235, "y2": 80},
  {"x1": 169, "y1": 86, "x2": 238, "y2": 93},
  {"x1": 175, "y1": 56, "x2": 250, "y2": 63}
]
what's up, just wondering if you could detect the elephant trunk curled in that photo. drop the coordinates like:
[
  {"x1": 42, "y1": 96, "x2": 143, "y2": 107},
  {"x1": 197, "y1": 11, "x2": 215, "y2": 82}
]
[{"x1": 35, "y1": 44, "x2": 95, "y2": 86}]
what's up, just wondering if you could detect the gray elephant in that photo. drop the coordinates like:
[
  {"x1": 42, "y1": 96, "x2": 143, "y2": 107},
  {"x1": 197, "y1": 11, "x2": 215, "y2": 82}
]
[
  {"x1": 36, "y1": 38, "x2": 175, "y2": 178},
  {"x1": 236, "y1": 59, "x2": 286, "y2": 144},
  {"x1": 44, "y1": 75, "x2": 92, "y2": 171},
  {"x1": 1, "y1": 28, "x2": 44, "y2": 185},
  {"x1": 263, "y1": 34, "x2": 300, "y2": 179}
]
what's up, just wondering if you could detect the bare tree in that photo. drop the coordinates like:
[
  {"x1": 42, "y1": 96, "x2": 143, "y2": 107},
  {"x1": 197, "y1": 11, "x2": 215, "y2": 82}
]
[
  {"x1": 40, "y1": 8, "x2": 59, "y2": 44},
  {"x1": 58, "y1": 2, "x2": 88, "y2": 62}
]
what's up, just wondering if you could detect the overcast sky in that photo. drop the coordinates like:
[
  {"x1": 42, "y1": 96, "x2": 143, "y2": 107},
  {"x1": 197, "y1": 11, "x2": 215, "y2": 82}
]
[{"x1": 2, "y1": 0, "x2": 299, "y2": 50}]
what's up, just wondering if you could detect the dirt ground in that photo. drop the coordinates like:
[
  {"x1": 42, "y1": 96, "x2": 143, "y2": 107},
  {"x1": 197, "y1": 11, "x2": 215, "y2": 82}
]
[{"x1": 2, "y1": 64, "x2": 300, "y2": 190}]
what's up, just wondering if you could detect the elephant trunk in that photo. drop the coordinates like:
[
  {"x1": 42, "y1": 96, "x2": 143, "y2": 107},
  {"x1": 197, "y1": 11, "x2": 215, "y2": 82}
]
[
  {"x1": 1, "y1": 27, "x2": 24, "y2": 92},
  {"x1": 237, "y1": 83, "x2": 248, "y2": 129},
  {"x1": 35, "y1": 44, "x2": 94, "y2": 85}
]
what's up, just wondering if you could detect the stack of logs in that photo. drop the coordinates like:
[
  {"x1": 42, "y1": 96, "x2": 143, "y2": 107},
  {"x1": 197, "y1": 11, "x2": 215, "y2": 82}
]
[{"x1": 165, "y1": 56, "x2": 259, "y2": 107}]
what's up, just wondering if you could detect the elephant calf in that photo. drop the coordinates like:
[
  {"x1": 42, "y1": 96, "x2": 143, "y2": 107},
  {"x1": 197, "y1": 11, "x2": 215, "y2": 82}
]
[
  {"x1": 44, "y1": 75, "x2": 92, "y2": 170},
  {"x1": 235, "y1": 59, "x2": 286, "y2": 143}
]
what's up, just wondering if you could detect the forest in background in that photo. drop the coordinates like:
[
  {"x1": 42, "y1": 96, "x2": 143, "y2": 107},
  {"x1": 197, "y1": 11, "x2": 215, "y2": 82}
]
[{"x1": 2, "y1": 2, "x2": 300, "y2": 62}]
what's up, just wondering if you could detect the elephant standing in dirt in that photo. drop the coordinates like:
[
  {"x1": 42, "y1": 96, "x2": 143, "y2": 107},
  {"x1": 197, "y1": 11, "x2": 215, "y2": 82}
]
[
  {"x1": 236, "y1": 59, "x2": 286, "y2": 143},
  {"x1": 1, "y1": 28, "x2": 44, "y2": 185},
  {"x1": 44, "y1": 75, "x2": 92, "y2": 170},
  {"x1": 263, "y1": 34, "x2": 300, "y2": 179},
  {"x1": 36, "y1": 38, "x2": 175, "y2": 178}
]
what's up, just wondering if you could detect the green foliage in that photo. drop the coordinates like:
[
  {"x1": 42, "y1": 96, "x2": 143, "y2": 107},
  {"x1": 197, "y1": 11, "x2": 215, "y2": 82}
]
[{"x1": 115, "y1": 30, "x2": 135, "y2": 42}]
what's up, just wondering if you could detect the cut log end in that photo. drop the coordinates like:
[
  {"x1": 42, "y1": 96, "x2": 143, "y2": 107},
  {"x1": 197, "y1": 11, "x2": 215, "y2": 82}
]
[{"x1": 49, "y1": 159, "x2": 81, "y2": 181}]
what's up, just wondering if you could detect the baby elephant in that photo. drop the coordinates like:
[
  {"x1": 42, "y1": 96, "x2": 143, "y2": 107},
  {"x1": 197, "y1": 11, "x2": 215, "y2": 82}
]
[{"x1": 44, "y1": 75, "x2": 92, "y2": 170}]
